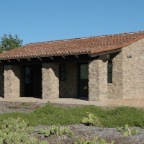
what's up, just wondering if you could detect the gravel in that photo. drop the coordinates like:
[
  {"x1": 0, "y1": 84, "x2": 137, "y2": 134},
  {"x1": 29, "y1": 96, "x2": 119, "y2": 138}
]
[
  {"x1": 34, "y1": 124, "x2": 144, "y2": 144},
  {"x1": 0, "y1": 101, "x2": 45, "y2": 114},
  {"x1": 0, "y1": 101, "x2": 144, "y2": 144}
]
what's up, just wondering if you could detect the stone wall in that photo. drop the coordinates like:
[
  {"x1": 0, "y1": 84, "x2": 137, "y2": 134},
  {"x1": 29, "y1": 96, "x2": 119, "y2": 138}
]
[
  {"x1": 107, "y1": 52, "x2": 123, "y2": 99},
  {"x1": 89, "y1": 58, "x2": 107, "y2": 101},
  {"x1": 42, "y1": 63, "x2": 59, "y2": 100},
  {"x1": 59, "y1": 62, "x2": 78, "y2": 98},
  {"x1": 0, "y1": 65, "x2": 4, "y2": 97},
  {"x1": 4, "y1": 65, "x2": 20, "y2": 98},
  {"x1": 122, "y1": 38, "x2": 144, "y2": 99}
]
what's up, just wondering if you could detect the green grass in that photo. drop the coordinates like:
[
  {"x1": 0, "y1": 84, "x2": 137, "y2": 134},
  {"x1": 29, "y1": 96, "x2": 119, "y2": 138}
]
[{"x1": 0, "y1": 103, "x2": 144, "y2": 128}]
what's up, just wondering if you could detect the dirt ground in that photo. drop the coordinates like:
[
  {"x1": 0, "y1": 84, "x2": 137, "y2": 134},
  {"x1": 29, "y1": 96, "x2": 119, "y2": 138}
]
[
  {"x1": 33, "y1": 124, "x2": 144, "y2": 144},
  {"x1": 1, "y1": 97, "x2": 144, "y2": 108}
]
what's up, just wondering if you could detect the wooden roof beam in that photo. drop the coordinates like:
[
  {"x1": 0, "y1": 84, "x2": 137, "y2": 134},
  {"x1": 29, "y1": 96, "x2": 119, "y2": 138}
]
[
  {"x1": 7, "y1": 59, "x2": 11, "y2": 62},
  {"x1": 49, "y1": 56, "x2": 54, "y2": 60},
  {"x1": 37, "y1": 57, "x2": 42, "y2": 61},
  {"x1": 16, "y1": 59, "x2": 20, "y2": 62},
  {"x1": 62, "y1": 56, "x2": 66, "y2": 59},
  {"x1": 75, "y1": 55, "x2": 79, "y2": 58},
  {"x1": 27, "y1": 58, "x2": 31, "y2": 61}
]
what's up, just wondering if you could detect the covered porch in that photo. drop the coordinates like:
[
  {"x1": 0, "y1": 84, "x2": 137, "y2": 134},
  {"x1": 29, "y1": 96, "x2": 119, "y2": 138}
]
[{"x1": 1, "y1": 54, "x2": 108, "y2": 101}]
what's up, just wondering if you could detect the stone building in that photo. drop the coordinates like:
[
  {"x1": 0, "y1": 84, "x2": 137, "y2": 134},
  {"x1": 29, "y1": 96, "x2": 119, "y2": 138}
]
[{"x1": 0, "y1": 31, "x2": 144, "y2": 101}]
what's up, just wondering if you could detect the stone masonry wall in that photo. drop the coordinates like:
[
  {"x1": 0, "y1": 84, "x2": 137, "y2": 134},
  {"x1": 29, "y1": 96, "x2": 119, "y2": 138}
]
[
  {"x1": 122, "y1": 38, "x2": 144, "y2": 99},
  {"x1": 107, "y1": 52, "x2": 123, "y2": 99},
  {"x1": 59, "y1": 63, "x2": 77, "y2": 98},
  {"x1": 89, "y1": 58, "x2": 107, "y2": 101},
  {"x1": 42, "y1": 63, "x2": 59, "y2": 100},
  {"x1": 0, "y1": 65, "x2": 4, "y2": 97},
  {"x1": 4, "y1": 65, "x2": 20, "y2": 98}
]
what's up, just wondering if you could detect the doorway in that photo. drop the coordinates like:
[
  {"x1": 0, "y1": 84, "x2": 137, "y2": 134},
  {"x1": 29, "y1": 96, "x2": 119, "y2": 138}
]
[
  {"x1": 23, "y1": 64, "x2": 42, "y2": 98},
  {"x1": 78, "y1": 63, "x2": 88, "y2": 98}
]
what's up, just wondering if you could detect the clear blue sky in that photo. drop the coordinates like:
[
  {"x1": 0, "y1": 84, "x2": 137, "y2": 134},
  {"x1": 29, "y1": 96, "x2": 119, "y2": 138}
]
[{"x1": 0, "y1": 0, "x2": 144, "y2": 44}]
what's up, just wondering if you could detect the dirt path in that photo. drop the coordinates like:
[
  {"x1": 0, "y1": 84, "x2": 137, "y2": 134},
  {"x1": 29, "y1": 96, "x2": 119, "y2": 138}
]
[{"x1": 1, "y1": 97, "x2": 144, "y2": 107}]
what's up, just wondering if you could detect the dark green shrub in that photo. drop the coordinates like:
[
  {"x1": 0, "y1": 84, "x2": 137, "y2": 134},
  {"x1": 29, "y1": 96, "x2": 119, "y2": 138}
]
[{"x1": 0, "y1": 104, "x2": 144, "y2": 128}]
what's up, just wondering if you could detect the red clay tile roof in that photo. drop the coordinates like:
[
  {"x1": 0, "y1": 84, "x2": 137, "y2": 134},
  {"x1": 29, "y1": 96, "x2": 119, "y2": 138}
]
[{"x1": 0, "y1": 31, "x2": 144, "y2": 60}]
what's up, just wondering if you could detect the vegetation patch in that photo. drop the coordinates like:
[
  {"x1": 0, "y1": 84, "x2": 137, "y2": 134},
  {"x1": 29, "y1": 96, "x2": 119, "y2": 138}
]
[{"x1": 0, "y1": 103, "x2": 144, "y2": 128}]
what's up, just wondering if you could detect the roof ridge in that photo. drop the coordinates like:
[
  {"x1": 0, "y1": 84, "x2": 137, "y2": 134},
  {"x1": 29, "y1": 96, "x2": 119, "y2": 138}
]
[{"x1": 27, "y1": 30, "x2": 144, "y2": 46}]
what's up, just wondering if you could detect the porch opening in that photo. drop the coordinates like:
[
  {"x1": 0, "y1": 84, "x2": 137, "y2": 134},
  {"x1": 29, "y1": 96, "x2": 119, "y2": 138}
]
[
  {"x1": 78, "y1": 63, "x2": 88, "y2": 99},
  {"x1": 21, "y1": 64, "x2": 42, "y2": 98},
  {"x1": 59, "y1": 62, "x2": 88, "y2": 99}
]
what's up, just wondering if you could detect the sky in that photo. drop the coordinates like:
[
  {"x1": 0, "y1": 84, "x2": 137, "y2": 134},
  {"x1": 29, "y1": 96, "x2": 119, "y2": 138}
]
[{"x1": 0, "y1": 0, "x2": 144, "y2": 45}]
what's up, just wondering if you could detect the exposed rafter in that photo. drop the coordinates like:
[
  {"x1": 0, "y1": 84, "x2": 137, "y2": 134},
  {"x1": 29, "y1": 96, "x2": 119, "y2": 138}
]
[
  {"x1": 7, "y1": 60, "x2": 11, "y2": 62},
  {"x1": 16, "y1": 59, "x2": 20, "y2": 62},
  {"x1": 75, "y1": 55, "x2": 79, "y2": 58},
  {"x1": 27, "y1": 58, "x2": 31, "y2": 61},
  {"x1": 49, "y1": 56, "x2": 54, "y2": 60},
  {"x1": 62, "y1": 56, "x2": 66, "y2": 59},
  {"x1": 37, "y1": 57, "x2": 42, "y2": 61}
]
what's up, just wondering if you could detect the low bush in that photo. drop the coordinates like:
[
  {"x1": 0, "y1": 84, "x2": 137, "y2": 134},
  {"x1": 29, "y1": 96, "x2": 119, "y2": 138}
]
[{"x1": 0, "y1": 104, "x2": 144, "y2": 128}]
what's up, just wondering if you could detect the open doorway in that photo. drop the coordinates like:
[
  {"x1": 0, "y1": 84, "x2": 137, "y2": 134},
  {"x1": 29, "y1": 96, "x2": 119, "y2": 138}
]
[
  {"x1": 78, "y1": 63, "x2": 88, "y2": 99},
  {"x1": 22, "y1": 64, "x2": 42, "y2": 98}
]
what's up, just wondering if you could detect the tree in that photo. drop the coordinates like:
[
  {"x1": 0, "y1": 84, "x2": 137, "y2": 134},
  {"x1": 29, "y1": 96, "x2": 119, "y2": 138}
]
[{"x1": 0, "y1": 34, "x2": 23, "y2": 52}]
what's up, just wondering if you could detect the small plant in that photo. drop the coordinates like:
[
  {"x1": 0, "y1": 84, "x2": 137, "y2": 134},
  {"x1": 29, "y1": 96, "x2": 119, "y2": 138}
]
[
  {"x1": 38, "y1": 125, "x2": 74, "y2": 137},
  {"x1": 39, "y1": 141, "x2": 49, "y2": 144},
  {"x1": 0, "y1": 117, "x2": 37, "y2": 144},
  {"x1": 81, "y1": 112, "x2": 102, "y2": 126},
  {"x1": 74, "y1": 136, "x2": 114, "y2": 144},
  {"x1": 0, "y1": 117, "x2": 48, "y2": 144},
  {"x1": 116, "y1": 124, "x2": 139, "y2": 137}
]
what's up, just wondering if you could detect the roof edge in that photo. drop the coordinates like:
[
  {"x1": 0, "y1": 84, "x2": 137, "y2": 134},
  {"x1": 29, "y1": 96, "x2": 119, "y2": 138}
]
[{"x1": 26, "y1": 31, "x2": 144, "y2": 46}]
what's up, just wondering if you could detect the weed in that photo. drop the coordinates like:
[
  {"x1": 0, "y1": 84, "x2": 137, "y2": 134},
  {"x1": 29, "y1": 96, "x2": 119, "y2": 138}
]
[
  {"x1": 74, "y1": 136, "x2": 114, "y2": 144},
  {"x1": 116, "y1": 124, "x2": 139, "y2": 136},
  {"x1": 81, "y1": 112, "x2": 102, "y2": 126},
  {"x1": 38, "y1": 125, "x2": 74, "y2": 137}
]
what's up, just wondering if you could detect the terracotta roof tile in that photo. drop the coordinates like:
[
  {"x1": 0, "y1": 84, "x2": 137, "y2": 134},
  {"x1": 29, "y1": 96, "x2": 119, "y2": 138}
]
[{"x1": 0, "y1": 31, "x2": 144, "y2": 60}]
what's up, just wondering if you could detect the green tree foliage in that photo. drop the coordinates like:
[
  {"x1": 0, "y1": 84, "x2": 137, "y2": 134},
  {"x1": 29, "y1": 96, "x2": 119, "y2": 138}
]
[{"x1": 0, "y1": 34, "x2": 23, "y2": 52}]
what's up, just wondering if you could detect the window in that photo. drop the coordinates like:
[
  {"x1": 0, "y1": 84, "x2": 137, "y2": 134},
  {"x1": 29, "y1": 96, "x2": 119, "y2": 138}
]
[
  {"x1": 107, "y1": 60, "x2": 112, "y2": 83},
  {"x1": 59, "y1": 63, "x2": 66, "y2": 81},
  {"x1": 80, "y1": 64, "x2": 88, "y2": 80},
  {"x1": 25, "y1": 67, "x2": 31, "y2": 84}
]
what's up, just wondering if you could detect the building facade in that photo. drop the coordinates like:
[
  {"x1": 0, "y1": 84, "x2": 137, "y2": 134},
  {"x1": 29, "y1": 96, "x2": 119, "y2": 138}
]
[{"x1": 0, "y1": 31, "x2": 144, "y2": 101}]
